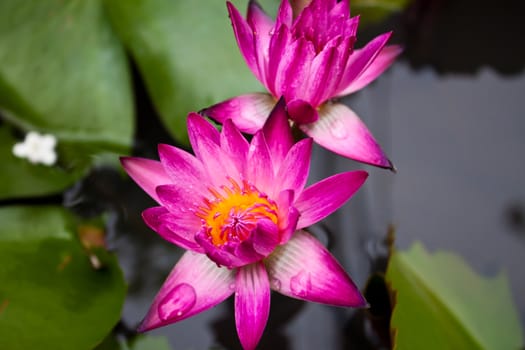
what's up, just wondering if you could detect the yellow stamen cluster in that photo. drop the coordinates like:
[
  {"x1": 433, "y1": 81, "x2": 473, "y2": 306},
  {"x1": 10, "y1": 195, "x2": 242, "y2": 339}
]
[{"x1": 196, "y1": 179, "x2": 278, "y2": 246}]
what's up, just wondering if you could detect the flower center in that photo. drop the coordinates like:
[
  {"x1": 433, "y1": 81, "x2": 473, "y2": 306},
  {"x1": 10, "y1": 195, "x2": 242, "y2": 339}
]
[{"x1": 196, "y1": 178, "x2": 278, "y2": 247}]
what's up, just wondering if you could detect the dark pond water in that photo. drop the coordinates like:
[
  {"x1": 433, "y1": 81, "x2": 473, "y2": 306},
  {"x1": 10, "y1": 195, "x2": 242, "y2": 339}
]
[{"x1": 66, "y1": 0, "x2": 525, "y2": 348}]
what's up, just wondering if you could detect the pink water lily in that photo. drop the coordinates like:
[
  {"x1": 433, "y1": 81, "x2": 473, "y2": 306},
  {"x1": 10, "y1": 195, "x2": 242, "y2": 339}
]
[
  {"x1": 121, "y1": 102, "x2": 367, "y2": 350},
  {"x1": 202, "y1": 0, "x2": 401, "y2": 169}
]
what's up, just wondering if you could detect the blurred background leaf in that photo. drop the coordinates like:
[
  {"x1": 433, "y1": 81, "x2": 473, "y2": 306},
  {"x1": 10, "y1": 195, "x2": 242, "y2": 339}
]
[
  {"x1": 103, "y1": 0, "x2": 278, "y2": 144},
  {"x1": 352, "y1": 0, "x2": 409, "y2": 25},
  {"x1": 0, "y1": 206, "x2": 126, "y2": 350},
  {"x1": 386, "y1": 242, "x2": 524, "y2": 349},
  {"x1": 0, "y1": 0, "x2": 133, "y2": 197}
]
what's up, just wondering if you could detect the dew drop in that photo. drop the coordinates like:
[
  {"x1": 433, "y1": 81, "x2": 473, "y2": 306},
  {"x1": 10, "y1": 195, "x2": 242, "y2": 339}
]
[
  {"x1": 229, "y1": 283, "x2": 236, "y2": 290},
  {"x1": 158, "y1": 283, "x2": 196, "y2": 321},
  {"x1": 289, "y1": 270, "x2": 312, "y2": 298}
]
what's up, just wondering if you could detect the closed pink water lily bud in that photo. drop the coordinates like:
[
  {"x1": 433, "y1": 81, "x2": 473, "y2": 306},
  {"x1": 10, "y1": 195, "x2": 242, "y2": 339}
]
[
  {"x1": 203, "y1": 0, "x2": 401, "y2": 169},
  {"x1": 122, "y1": 101, "x2": 367, "y2": 350}
]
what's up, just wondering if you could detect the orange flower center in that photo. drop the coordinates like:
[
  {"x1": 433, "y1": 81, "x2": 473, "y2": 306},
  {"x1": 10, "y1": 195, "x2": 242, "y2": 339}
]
[{"x1": 196, "y1": 178, "x2": 278, "y2": 246}]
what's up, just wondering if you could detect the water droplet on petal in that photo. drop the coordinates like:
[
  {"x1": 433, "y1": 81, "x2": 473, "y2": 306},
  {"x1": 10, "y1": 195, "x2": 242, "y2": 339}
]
[
  {"x1": 271, "y1": 277, "x2": 282, "y2": 291},
  {"x1": 158, "y1": 283, "x2": 196, "y2": 321},
  {"x1": 289, "y1": 270, "x2": 312, "y2": 298},
  {"x1": 229, "y1": 283, "x2": 236, "y2": 290}
]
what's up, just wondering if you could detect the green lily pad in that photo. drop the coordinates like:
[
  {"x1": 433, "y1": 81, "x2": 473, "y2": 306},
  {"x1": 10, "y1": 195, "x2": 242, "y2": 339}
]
[
  {"x1": 0, "y1": 0, "x2": 133, "y2": 148},
  {"x1": 104, "y1": 0, "x2": 272, "y2": 143},
  {"x1": 386, "y1": 242, "x2": 524, "y2": 349},
  {"x1": 0, "y1": 206, "x2": 126, "y2": 350},
  {"x1": 96, "y1": 334, "x2": 172, "y2": 350}
]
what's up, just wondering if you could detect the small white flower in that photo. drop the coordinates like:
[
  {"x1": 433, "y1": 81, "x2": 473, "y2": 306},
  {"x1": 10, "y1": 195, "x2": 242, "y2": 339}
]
[{"x1": 12, "y1": 131, "x2": 58, "y2": 166}]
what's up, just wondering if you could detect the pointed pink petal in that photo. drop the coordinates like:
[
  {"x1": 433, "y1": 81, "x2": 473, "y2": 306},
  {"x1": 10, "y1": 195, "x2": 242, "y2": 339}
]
[
  {"x1": 295, "y1": 170, "x2": 368, "y2": 229},
  {"x1": 158, "y1": 144, "x2": 207, "y2": 195},
  {"x1": 243, "y1": 1, "x2": 273, "y2": 89},
  {"x1": 337, "y1": 44, "x2": 402, "y2": 96},
  {"x1": 262, "y1": 98, "x2": 293, "y2": 169},
  {"x1": 336, "y1": 32, "x2": 392, "y2": 96},
  {"x1": 275, "y1": 138, "x2": 312, "y2": 195},
  {"x1": 138, "y1": 252, "x2": 235, "y2": 331},
  {"x1": 187, "y1": 112, "x2": 220, "y2": 160},
  {"x1": 220, "y1": 119, "x2": 249, "y2": 177},
  {"x1": 265, "y1": 230, "x2": 366, "y2": 307},
  {"x1": 275, "y1": 0, "x2": 292, "y2": 27},
  {"x1": 275, "y1": 189, "x2": 299, "y2": 244},
  {"x1": 226, "y1": 1, "x2": 262, "y2": 82},
  {"x1": 246, "y1": 1, "x2": 275, "y2": 89},
  {"x1": 300, "y1": 103, "x2": 393, "y2": 169},
  {"x1": 156, "y1": 184, "x2": 201, "y2": 215},
  {"x1": 287, "y1": 99, "x2": 319, "y2": 124},
  {"x1": 274, "y1": 37, "x2": 315, "y2": 100},
  {"x1": 202, "y1": 93, "x2": 275, "y2": 134},
  {"x1": 142, "y1": 207, "x2": 203, "y2": 252},
  {"x1": 235, "y1": 262, "x2": 270, "y2": 350},
  {"x1": 188, "y1": 115, "x2": 241, "y2": 186},
  {"x1": 266, "y1": 24, "x2": 291, "y2": 95},
  {"x1": 120, "y1": 157, "x2": 172, "y2": 204},
  {"x1": 247, "y1": 131, "x2": 274, "y2": 191}
]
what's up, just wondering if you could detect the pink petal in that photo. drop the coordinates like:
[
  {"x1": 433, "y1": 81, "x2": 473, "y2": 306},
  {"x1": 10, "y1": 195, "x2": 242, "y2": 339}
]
[
  {"x1": 194, "y1": 230, "x2": 248, "y2": 268},
  {"x1": 120, "y1": 157, "x2": 172, "y2": 204},
  {"x1": 226, "y1": 1, "x2": 262, "y2": 82},
  {"x1": 187, "y1": 113, "x2": 220, "y2": 160},
  {"x1": 247, "y1": 131, "x2": 274, "y2": 191},
  {"x1": 138, "y1": 252, "x2": 235, "y2": 331},
  {"x1": 266, "y1": 24, "x2": 291, "y2": 95},
  {"x1": 202, "y1": 93, "x2": 275, "y2": 134},
  {"x1": 220, "y1": 119, "x2": 249, "y2": 177},
  {"x1": 336, "y1": 31, "x2": 393, "y2": 96},
  {"x1": 265, "y1": 230, "x2": 366, "y2": 307},
  {"x1": 274, "y1": 138, "x2": 312, "y2": 195},
  {"x1": 300, "y1": 103, "x2": 393, "y2": 169},
  {"x1": 274, "y1": 37, "x2": 315, "y2": 100},
  {"x1": 275, "y1": 189, "x2": 299, "y2": 244},
  {"x1": 158, "y1": 144, "x2": 207, "y2": 195},
  {"x1": 286, "y1": 99, "x2": 319, "y2": 124},
  {"x1": 235, "y1": 262, "x2": 271, "y2": 350},
  {"x1": 262, "y1": 97, "x2": 293, "y2": 169},
  {"x1": 247, "y1": 1, "x2": 274, "y2": 85},
  {"x1": 337, "y1": 44, "x2": 402, "y2": 96},
  {"x1": 155, "y1": 184, "x2": 200, "y2": 215},
  {"x1": 274, "y1": 0, "x2": 292, "y2": 27},
  {"x1": 142, "y1": 207, "x2": 203, "y2": 252},
  {"x1": 295, "y1": 170, "x2": 368, "y2": 229},
  {"x1": 188, "y1": 116, "x2": 241, "y2": 186}
]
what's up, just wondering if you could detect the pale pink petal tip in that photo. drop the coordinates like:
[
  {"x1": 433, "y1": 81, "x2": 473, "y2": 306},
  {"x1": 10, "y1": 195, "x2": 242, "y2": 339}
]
[
  {"x1": 120, "y1": 157, "x2": 171, "y2": 204},
  {"x1": 301, "y1": 103, "x2": 393, "y2": 169},
  {"x1": 265, "y1": 230, "x2": 367, "y2": 307},
  {"x1": 138, "y1": 252, "x2": 235, "y2": 332},
  {"x1": 295, "y1": 170, "x2": 368, "y2": 229},
  {"x1": 201, "y1": 93, "x2": 275, "y2": 134},
  {"x1": 235, "y1": 262, "x2": 271, "y2": 350}
]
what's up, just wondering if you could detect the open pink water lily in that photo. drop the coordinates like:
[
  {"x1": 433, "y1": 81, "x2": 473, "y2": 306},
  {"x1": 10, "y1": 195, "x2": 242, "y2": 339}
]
[
  {"x1": 202, "y1": 0, "x2": 401, "y2": 169},
  {"x1": 121, "y1": 102, "x2": 367, "y2": 350}
]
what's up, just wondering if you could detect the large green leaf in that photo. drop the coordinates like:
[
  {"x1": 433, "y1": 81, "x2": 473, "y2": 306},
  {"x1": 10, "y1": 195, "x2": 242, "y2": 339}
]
[
  {"x1": 0, "y1": 206, "x2": 126, "y2": 350},
  {"x1": 104, "y1": 0, "x2": 275, "y2": 143},
  {"x1": 0, "y1": 0, "x2": 133, "y2": 148},
  {"x1": 386, "y1": 242, "x2": 523, "y2": 349}
]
